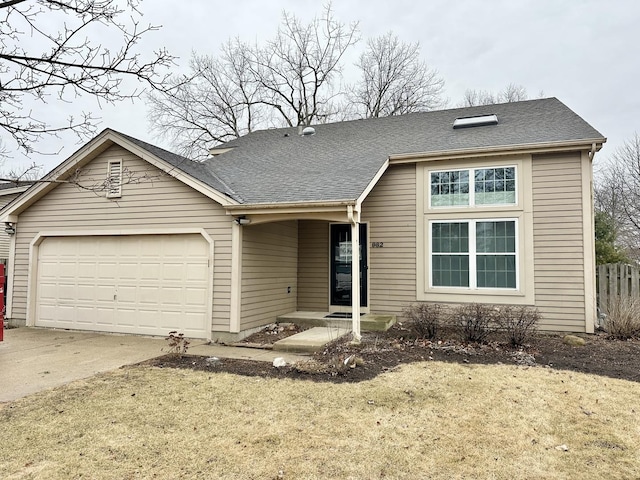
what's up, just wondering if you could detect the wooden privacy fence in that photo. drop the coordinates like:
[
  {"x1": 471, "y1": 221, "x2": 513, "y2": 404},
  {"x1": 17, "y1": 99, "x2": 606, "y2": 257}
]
[{"x1": 596, "y1": 263, "x2": 640, "y2": 312}]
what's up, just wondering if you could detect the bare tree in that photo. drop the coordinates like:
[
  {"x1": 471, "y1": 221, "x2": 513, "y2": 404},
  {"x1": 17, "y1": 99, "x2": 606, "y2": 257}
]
[
  {"x1": 460, "y1": 83, "x2": 529, "y2": 107},
  {"x1": 0, "y1": 162, "x2": 43, "y2": 185},
  {"x1": 595, "y1": 133, "x2": 640, "y2": 263},
  {"x1": 147, "y1": 41, "x2": 264, "y2": 159},
  {"x1": 0, "y1": 0, "x2": 174, "y2": 157},
  {"x1": 0, "y1": 161, "x2": 166, "y2": 198},
  {"x1": 147, "y1": 4, "x2": 359, "y2": 158},
  {"x1": 348, "y1": 32, "x2": 445, "y2": 118},
  {"x1": 247, "y1": 4, "x2": 359, "y2": 127}
]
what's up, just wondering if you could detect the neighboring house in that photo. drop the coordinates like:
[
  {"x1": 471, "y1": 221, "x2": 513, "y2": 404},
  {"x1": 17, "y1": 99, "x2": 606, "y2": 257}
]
[
  {"x1": 0, "y1": 98, "x2": 606, "y2": 340},
  {"x1": 0, "y1": 183, "x2": 31, "y2": 262}
]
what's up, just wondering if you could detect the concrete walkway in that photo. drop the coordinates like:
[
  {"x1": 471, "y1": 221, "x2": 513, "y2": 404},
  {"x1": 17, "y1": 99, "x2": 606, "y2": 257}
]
[
  {"x1": 273, "y1": 326, "x2": 351, "y2": 353},
  {"x1": 0, "y1": 328, "x2": 308, "y2": 403}
]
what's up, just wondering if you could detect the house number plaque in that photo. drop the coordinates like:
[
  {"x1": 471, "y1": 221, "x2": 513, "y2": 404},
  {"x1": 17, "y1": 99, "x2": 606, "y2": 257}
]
[{"x1": 371, "y1": 242, "x2": 384, "y2": 248}]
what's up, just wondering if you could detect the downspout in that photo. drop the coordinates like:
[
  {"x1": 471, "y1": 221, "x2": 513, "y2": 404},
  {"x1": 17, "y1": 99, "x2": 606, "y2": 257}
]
[
  {"x1": 347, "y1": 204, "x2": 362, "y2": 342},
  {"x1": 585, "y1": 143, "x2": 598, "y2": 333}
]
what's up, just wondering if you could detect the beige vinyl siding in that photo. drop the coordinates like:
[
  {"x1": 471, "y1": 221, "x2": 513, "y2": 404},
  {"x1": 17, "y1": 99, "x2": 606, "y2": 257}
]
[
  {"x1": 532, "y1": 152, "x2": 586, "y2": 331},
  {"x1": 0, "y1": 192, "x2": 21, "y2": 259},
  {"x1": 361, "y1": 163, "x2": 417, "y2": 313},
  {"x1": 10, "y1": 145, "x2": 233, "y2": 331},
  {"x1": 297, "y1": 220, "x2": 330, "y2": 311},
  {"x1": 240, "y1": 220, "x2": 298, "y2": 330}
]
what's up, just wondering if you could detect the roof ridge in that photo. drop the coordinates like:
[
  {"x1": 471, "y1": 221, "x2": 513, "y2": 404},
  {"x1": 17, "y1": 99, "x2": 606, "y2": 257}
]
[{"x1": 226, "y1": 97, "x2": 562, "y2": 139}]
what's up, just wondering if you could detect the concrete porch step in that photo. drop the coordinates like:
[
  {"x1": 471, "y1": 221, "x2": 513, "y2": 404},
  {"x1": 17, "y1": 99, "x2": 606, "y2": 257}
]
[
  {"x1": 276, "y1": 311, "x2": 396, "y2": 332},
  {"x1": 272, "y1": 326, "x2": 350, "y2": 353}
]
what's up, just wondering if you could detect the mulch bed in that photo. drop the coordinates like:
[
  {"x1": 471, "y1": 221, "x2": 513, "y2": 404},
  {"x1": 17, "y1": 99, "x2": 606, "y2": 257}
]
[
  {"x1": 149, "y1": 323, "x2": 640, "y2": 384},
  {"x1": 231, "y1": 322, "x2": 307, "y2": 348}
]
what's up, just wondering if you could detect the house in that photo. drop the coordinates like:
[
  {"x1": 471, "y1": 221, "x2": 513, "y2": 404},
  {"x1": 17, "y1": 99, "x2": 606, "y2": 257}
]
[
  {"x1": 0, "y1": 183, "x2": 31, "y2": 264},
  {"x1": 0, "y1": 98, "x2": 606, "y2": 340}
]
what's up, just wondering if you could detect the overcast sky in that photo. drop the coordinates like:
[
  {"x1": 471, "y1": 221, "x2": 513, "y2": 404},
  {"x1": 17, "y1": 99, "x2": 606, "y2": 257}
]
[{"x1": 8, "y1": 0, "x2": 640, "y2": 175}]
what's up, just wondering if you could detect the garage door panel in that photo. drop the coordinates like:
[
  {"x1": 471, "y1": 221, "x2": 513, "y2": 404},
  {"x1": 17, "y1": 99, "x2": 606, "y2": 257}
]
[
  {"x1": 137, "y1": 286, "x2": 159, "y2": 304},
  {"x1": 95, "y1": 308, "x2": 115, "y2": 326},
  {"x1": 178, "y1": 313, "x2": 208, "y2": 333},
  {"x1": 162, "y1": 263, "x2": 185, "y2": 281},
  {"x1": 95, "y1": 285, "x2": 114, "y2": 302},
  {"x1": 98, "y1": 263, "x2": 118, "y2": 279},
  {"x1": 119, "y1": 263, "x2": 139, "y2": 280},
  {"x1": 36, "y1": 234, "x2": 211, "y2": 338},
  {"x1": 115, "y1": 308, "x2": 137, "y2": 327},
  {"x1": 136, "y1": 310, "x2": 160, "y2": 328},
  {"x1": 58, "y1": 284, "x2": 78, "y2": 300},
  {"x1": 116, "y1": 285, "x2": 137, "y2": 303},
  {"x1": 185, "y1": 288, "x2": 207, "y2": 305},
  {"x1": 76, "y1": 307, "x2": 95, "y2": 324},
  {"x1": 77, "y1": 262, "x2": 97, "y2": 278},
  {"x1": 160, "y1": 287, "x2": 183, "y2": 306},
  {"x1": 38, "y1": 282, "x2": 58, "y2": 300},
  {"x1": 56, "y1": 305, "x2": 76, "y2": 323},
  {"x1": 39, "y1": 261, "x2": 59, "y2": 278},
  {"x1": 186, "y1": 264, "x2": 208, "y2": 281}
]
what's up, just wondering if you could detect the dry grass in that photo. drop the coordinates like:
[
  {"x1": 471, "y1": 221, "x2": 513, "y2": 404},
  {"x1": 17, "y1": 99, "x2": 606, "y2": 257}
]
[
  {"x1": 604, "y1": 295, "x2": 640, "y2": 339},
  {"x1": 1, "y1": 362, "x2": 639, "y2": 479}
]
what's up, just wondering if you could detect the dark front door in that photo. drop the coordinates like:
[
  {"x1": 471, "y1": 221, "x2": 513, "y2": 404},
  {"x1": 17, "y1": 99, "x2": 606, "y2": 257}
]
[{"x1": 330, "y1": 223, "x2": 367, "y2": 307}]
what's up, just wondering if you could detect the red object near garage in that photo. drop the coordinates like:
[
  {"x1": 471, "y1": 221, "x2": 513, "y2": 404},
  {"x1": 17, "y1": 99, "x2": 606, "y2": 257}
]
[{"x1": 0, "y1": 263, "x2": 4, "y2": 341}]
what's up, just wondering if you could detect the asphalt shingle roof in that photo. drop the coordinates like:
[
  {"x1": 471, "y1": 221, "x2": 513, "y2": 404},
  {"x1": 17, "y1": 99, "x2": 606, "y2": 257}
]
[
  {"x1": 116, "y1": 132, "x2": 240, "y2": 200},
  {"x1": 203, "y1": 97, "x2": 604, "y2": 204},
  {"x1": 119, "y1": 98, "x2": 605, "y2": 205}
]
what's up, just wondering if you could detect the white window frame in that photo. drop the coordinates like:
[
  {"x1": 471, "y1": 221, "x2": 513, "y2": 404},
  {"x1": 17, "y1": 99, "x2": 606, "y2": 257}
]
[
  {"x1": 106, "y1": 159, "x2": 123, "y2": 198},
  {"x1": 428, "y1": 218, "x2": 519, "y2": 291},
  {"x1": 429, "y1": 165, "x2": 517, "y2": 209}
]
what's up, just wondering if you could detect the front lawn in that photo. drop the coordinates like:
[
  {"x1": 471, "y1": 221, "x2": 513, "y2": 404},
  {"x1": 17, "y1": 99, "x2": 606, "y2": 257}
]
[{"x1": 1, "y1": 362, "x2": 639, "y2": 479}]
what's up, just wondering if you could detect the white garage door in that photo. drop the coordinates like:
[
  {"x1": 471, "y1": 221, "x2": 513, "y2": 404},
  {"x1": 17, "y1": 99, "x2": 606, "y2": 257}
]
[{"x1": 36, "y1": 234, "x2": 211, "y2": 338}]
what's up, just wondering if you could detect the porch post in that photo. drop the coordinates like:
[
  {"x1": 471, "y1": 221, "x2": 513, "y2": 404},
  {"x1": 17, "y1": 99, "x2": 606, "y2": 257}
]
[
  {"x1": 351, "y1": 221, "x2": 361, "y2": 341},
  {"x1": 230, "y1": 221, "x2": 243, "y2": 333}
]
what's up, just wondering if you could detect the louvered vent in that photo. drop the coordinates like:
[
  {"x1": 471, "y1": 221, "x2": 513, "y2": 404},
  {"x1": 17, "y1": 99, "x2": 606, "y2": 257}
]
[{"x1": 106, "y1": 160, "x2": 123, "y2": 198}]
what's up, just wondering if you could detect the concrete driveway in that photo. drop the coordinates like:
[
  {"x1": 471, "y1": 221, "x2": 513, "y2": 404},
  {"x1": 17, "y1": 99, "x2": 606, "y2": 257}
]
[
  {"x1": 0, "y1": 328, "x2": 169, "y2": 402},
  {"x1": 0, "y1": 327, "x2": 310, "y2": 403}
]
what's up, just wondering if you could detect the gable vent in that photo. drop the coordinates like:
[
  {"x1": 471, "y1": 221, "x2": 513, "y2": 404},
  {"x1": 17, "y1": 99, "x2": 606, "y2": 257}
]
[
  {"x1": 106, "y1": 160, "x2": 123, "y2": 198},
  {"x1": 453, "y1": 114, "x2": 498, "y2": 129}
]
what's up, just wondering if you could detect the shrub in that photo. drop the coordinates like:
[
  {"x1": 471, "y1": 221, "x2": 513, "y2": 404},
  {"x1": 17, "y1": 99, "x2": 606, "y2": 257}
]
[
  {"x1": 603, "y1": 296, "x2": 640, "y2": 339},
  {"x1": 165, "y1": 331, "x2": 190, "y2": 356},
  {"x1": 402, "y1": 303, "x2": 442, "y2": 339},
  {"x1": 495, "y1": 305, "x2": 540, "y2": 347},
  {"x1": 449, "y1": 303, "x2": 497, "y2": 343}
]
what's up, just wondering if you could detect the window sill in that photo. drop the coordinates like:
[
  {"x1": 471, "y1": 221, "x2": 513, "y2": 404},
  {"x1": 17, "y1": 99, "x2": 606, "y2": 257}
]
[{"x1": 418, "y1": 287, "x2": 534, "y2": 306}]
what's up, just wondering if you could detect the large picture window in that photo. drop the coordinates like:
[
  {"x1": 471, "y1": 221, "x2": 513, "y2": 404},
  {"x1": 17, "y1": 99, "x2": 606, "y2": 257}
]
[
  {"x1": 430, "y1": 166, "x2": 516, "y2": 207},
  {"x1": 431, "y1": 220, "x2": 517, "y2": 289}
]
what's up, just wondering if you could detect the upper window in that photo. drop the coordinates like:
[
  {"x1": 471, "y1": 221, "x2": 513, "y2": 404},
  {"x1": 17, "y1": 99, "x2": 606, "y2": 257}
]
[
  {"x1": 430, "y1": 166, "x2": 516, "y2": 208},
  {"x1": 106, "y1": 160, "x2": 123, "y2": 198}
]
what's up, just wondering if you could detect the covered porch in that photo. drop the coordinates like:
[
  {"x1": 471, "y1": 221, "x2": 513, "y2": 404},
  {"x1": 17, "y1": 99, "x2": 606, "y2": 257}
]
[{"x1": 226, "y1": 200, "x2": 397, "y2": 341}]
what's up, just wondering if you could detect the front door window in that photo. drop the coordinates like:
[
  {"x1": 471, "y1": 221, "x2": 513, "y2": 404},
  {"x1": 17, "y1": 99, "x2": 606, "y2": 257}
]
[{"x1": 330, "y1": 224, "x2": 367, "y2": 307}]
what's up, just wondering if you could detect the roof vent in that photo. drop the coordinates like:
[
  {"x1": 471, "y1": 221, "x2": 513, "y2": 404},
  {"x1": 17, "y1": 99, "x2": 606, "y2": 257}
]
[
  {"x1": 453, "y1": 114, "x2": 498, "y2": 129},
  {"x1": 301, "y1": 126, "x2": 316, "y2": 136}
]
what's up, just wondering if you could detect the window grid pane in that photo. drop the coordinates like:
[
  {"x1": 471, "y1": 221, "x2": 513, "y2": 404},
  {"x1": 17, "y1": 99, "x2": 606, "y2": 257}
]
[
  {"x1": 432, "y1": 222, "x2": 469, "y2": 253},
  {"x1": 431, "y1": 170, "x2": 470, "y2": 206},
  {"x1": 477, "y1": 254, "x2": 517, "y2": 288},
  {"x1": 475, "y1": 167, "x2": 516, "y2": 205},
  {"x1": 432, "y1": 255, "x2": 470, "y2": 287},
  {"x1": 476, "y1": 221, "x2": 516, "y2": 253}
]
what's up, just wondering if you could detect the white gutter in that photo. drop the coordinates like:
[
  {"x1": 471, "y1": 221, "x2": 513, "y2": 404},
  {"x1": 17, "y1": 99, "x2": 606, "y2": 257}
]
[{"x1": 388, "y1": 138, "x2": 607, "y2": 163}]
